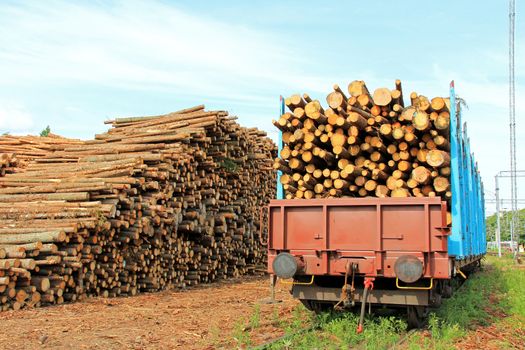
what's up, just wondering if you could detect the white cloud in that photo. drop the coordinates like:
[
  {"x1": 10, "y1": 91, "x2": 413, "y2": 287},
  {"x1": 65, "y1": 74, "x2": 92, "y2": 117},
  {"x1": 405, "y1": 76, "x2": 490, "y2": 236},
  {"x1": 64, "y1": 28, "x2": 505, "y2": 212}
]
[
  {"x1": 0, "y1": 102, "x2": 34, "y2": 133},
  {"x1": 0, "y1": 1, "x2": 322, "y2": 101}
]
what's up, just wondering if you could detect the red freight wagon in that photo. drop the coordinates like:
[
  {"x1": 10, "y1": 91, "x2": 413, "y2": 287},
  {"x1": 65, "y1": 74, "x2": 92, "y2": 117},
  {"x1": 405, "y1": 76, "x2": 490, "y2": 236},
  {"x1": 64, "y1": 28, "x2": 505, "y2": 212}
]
[
  {"x1": 265, "y1": 83, "x2": 485, "y2": 330},
  {"x1": 266, "y1": 197, "x2": 458, "y2": 328}
]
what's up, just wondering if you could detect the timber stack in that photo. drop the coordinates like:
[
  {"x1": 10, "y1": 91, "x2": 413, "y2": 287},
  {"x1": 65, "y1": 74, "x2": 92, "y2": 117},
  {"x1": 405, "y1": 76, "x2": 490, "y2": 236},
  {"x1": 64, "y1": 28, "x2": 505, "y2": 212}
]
[
  {"x1": 0, "y1": 134, "x2": 83, "y2": 176},
  {"x1": 273, "y1": 80, "x2": 452, "y2": 217},
  {"x1": 0, "y1": 105, "x2": 275, "y2": 311},
  {"x1": 0, "y1": 153, "x2": 15, "y2": 177}
]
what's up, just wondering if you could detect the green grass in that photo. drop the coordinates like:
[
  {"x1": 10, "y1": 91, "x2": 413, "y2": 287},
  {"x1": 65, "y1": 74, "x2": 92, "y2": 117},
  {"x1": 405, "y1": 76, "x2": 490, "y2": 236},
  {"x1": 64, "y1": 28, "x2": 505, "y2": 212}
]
[
  {"x1": 250, "y1": 304, "x2": 262, "y2": 330},
  {"x1": 265, "y1": 310, "x2": 406, "y2": 350},
  {"x1": 406, "y1": 255, "x2": 524, "y2": 349},
  {"x1": 262, "y1": 256, "x2": 523, "y2": 350},
  {"x1": 233, "y1": 317, "x2": 252, "y2": 348},
  {"x1": 500, "y1": 261, "x2": 525, "y2": 317},
  {"x1": 283, "y1": 304, "x2": 312, "y2": 334}
]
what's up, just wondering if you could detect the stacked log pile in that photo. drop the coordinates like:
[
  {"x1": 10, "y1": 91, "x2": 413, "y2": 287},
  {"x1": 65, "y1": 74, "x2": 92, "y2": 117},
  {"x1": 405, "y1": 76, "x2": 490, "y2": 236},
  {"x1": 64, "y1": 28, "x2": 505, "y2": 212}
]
[
  {"x1": 0, "y1": 153, "x2": 16, "y2": 177},
  {"x1": 0, "y1": 134, "x2": 83, "y2": 175},
  {"x1": 0, "y1": 105, "x2": 275, "y2": 310},
  {"x1": 273, "y1": 80, "x2": 452, "y2": 214}
]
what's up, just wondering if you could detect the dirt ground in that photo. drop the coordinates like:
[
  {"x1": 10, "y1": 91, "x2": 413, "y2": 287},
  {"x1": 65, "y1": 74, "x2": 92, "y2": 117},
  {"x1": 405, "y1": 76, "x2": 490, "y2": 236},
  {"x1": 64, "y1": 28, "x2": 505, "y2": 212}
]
[
  {"x1": 0, "y1": 276, "x2": 299, "y2": 350},
  {"x1": 455, "y1": 320, "x2": 525, "y2": 350}
]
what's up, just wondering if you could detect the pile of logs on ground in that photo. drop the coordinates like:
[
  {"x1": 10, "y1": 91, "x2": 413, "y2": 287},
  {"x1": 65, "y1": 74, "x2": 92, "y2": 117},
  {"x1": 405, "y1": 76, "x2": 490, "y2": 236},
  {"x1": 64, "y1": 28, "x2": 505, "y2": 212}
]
[
  {"x1": 0, "y1": 134, "x2": 83, "y2": 176},
  {"x1": 0, "y1": 153, "x2": 15, "y2": 177},
  {"x1": 0, "y1": 105, "x2": 275, "y2": 311},
  {"x1": 274, "y1": 80, "x2": 452, "y2": 217}
]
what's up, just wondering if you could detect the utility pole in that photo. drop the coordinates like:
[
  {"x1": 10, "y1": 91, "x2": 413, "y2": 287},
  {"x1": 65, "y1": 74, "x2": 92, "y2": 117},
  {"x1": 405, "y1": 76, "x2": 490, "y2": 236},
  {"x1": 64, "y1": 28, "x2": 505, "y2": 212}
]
[
  {"x1": 508, "y1": 0, "x2": 519, "y2": 259},
  {"x1": 494, "y1": 171, "x2": 525, "y2": 256},
  {"x1": 495, "y1": 175, "x2": 502, "y2": 257}
]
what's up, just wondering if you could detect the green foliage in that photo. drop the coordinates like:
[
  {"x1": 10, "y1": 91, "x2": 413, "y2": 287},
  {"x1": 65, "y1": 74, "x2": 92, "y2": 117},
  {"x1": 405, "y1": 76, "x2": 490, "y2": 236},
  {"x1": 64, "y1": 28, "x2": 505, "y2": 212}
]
[
  {"x1": 40, "y1": 125, "x2": 51, "y2": 137},
  {"x1": 219, "y1": 157, "x2": 239, "y2": 173},
  {"x1": 485, "y1": 208, "x2": 525, "y2": 244}
]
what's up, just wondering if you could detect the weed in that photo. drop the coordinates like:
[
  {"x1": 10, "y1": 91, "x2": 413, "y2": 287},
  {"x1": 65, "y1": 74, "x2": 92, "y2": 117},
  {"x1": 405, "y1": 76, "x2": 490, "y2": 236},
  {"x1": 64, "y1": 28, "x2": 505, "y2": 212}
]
[
  {"x1": 232, "y1": 318, "x2": 251, "y2": 348},
  {"x1": 250, "y1": 304, "x2": 261, "y2": 329},
  {"x1": 423, "y1": 314, "x2": 464, "y2": 350},
  {"x1": 283, "y1": 304, "x2": 311, "y2": 334},
  {"x1": 269, "y1": 309, "x2": 405, "y2": 349}
]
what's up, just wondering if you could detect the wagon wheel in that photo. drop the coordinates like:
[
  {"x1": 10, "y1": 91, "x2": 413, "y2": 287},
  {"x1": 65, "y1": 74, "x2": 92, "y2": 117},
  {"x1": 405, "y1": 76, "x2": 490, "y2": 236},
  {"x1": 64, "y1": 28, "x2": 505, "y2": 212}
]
[
  {"x1": 438, "y1": 280, "x2": 453, "y2": 298},
  {"x1": 407, "y1": 306, "x2": 428, "y2": 329},
  {"x1": 300, "y1": 299, "x2": 334, "y2": 313}
]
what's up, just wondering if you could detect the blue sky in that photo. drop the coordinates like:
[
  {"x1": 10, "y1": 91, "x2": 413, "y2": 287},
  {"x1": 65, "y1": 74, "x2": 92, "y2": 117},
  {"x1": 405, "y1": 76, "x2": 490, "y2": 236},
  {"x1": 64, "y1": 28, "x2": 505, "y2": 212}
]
[{"x1": 0, "y1": 0, "x2": 523, "y2": 214}]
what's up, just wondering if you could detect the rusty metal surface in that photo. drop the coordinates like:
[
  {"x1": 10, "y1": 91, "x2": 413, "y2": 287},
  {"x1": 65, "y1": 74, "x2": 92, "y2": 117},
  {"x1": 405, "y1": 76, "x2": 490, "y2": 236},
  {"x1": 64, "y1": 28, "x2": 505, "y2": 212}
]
[
  {"x1": 454, "y1": 254, "x2": 483, "y2": 269},
  {"x1": 395, "y1": 255, "x2": 424, "y2": 283},
  {"x1": 292, "y1": 285, "x2": 430, "y2": 306},
  {"x1": 267, "y1": 197, "x2": 450, "y2": 279}
]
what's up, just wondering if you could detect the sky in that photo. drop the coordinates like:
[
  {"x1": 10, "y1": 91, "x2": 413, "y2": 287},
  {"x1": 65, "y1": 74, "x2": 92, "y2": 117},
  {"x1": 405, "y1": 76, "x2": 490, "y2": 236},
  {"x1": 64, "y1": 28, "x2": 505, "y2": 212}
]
[{"x1": 0, "y1": 0, "x2": 523, "y2": 216}]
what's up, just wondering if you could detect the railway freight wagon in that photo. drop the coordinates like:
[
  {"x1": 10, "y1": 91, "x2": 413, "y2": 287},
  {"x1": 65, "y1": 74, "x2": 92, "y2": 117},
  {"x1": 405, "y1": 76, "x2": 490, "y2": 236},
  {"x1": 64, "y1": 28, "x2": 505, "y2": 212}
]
[{"x1": 265, "y1": 81, "x2": 486, "y2": 329}]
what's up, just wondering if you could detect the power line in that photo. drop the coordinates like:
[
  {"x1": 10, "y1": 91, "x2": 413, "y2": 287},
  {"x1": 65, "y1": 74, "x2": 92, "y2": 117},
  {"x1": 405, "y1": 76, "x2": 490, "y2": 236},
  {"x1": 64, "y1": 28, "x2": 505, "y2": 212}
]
[{"x1": 486, "y1": 199, "x2": 525, "y2": 203}]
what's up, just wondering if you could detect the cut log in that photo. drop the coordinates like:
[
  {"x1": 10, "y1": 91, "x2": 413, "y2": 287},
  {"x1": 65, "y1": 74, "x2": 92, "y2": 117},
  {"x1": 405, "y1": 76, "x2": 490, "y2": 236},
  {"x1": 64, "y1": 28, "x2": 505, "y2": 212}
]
[
  {"x1": 430, "y1": 97, "x2": 446, "y2": 111},
  {"x1": 435, "y1": 112, "x2": 450, "y2": 131},
  {"x1": 413, "y1": 111, "x2": 430, "y2": 131},
  {"x1": 391, "y1": 188, "x2": 410, "y2": 197},
  {"x1": 326, "y1": 91, "x2": 347, "y2": 110},
  {"x1": 372, "y1": 88, "x2": 392, "y2": 107},
  {"x1": 433, "y1": 176, "x2": 450, "y2": 193},
  {"x1": 426, "y1": 150, "x2": 451, "y2": 168},
  {"x1": 411, "y1": 166, "x2": 432, "y2": 185},
  {"x1": 348, "y1": 80, "x2": 370, "y2": 97},
  {"x1": 0, "y1": 231, "x2": 66, "y2": 244}
]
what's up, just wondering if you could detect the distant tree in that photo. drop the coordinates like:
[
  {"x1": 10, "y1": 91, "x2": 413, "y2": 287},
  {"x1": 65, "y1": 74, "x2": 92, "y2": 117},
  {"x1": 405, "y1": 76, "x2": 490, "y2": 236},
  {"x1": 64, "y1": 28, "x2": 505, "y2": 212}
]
[
  {"x1": 486, "y1": 208, "x2": 525, "y2": 242},
  {"x1": 2, "y1": 132, "x2": 9, "y2": 136},
  {"x1": 40, "y1": 125, "x2": 51, "y2": 137}
]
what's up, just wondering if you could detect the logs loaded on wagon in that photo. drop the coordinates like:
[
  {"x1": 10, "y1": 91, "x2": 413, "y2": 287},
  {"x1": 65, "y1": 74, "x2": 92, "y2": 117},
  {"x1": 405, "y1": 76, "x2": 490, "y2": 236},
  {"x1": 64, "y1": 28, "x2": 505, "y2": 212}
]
[
  {"x1": 273, "y1": 80, "x2": 452, "y2": 218},
  {"x1": 0, "y1": 106, "x2": 276, "y2": 311}
]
